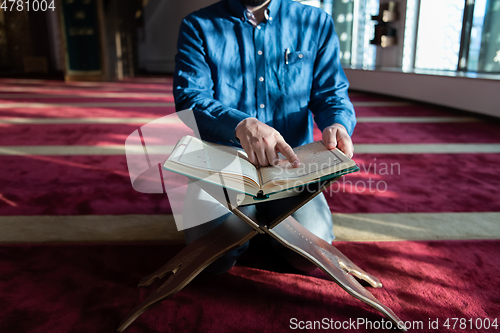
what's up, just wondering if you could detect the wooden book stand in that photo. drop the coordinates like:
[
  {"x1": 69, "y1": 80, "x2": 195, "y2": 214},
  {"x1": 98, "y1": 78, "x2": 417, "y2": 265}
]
[{"x1": 117, "y1": 178, "x2": 405, "y2": 332}]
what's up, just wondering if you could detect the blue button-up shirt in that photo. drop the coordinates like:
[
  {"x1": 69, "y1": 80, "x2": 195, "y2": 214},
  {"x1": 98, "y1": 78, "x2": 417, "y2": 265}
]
[{"x1": 173, "y1": 0, "x2": 356, "y2": 148}]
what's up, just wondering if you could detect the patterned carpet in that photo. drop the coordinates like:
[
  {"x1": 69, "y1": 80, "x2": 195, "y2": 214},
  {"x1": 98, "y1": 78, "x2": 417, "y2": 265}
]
[{"x1": 0, "y1": 77, "x2": 500, "y2": 332}]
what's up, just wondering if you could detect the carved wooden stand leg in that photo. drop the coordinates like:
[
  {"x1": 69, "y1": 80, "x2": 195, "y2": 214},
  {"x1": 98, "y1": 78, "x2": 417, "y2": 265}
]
[
  {"x1": 265, "y1": 216, "x2": 406, "y2": 331},
  {"x1": 116, "y1": 214, "x2": 258, "y2": 332}
]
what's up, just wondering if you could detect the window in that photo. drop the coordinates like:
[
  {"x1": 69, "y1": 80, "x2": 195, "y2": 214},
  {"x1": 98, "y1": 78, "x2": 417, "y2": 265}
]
[
  {"x1": 407, "y1": 0, "x2": 500, "y2": 74},
  {"x1": 414, "y1": 0, "x2": 465, "y2": 71},
  {"x1": 298, "y1": 0, "x2": 500, "y2": 75},
  {"x1": 475, "y1": 0, "x2": 500, "y2": 73},
  {"x1": 297, "y1": 0, "x2": 379, "y2": 67}
]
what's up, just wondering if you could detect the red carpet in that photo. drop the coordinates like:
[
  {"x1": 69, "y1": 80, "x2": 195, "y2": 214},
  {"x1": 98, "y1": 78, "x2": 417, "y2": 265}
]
[
  {"x1": 4, "y1": 121, "x2": 500, "y2": 146},
  {"x1": 0, "y1": 124, "x2": 141, "y2": 146},
  {"x1": 352, "y1": 122, "x2": 500, "y2": 144},
  {"x1": 1, "y1": 77, "x2": 500, "y2": 332},
  {"x1": 0, "y1": 104, "x2": 457, "y2": 119},
  {"x1": 0, "y1": 155, "x2": 170, "y2": 216},
  {"x1": 0, "y1": 96, "x2": 175, "y2": 103},
  {"x1": 354, "y1": 105, "x2": 461, "y2": 118},
  {"x1": 0, "y1": 78, "x2": 173, "y2": 91},
  {"x1": 0, "y1": 240, "x2": 499, "y2": 333},
  {"x1": 1, "y1": 153, "x2": 500, "y2": 216},
  {"x1": 0, "y1": 106, "x2": 176, "y2": 119}
]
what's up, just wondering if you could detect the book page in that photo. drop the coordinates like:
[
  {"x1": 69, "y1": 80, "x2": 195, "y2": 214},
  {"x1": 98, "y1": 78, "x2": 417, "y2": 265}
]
[
  {"x1": 169, "y1": 136, "x2": 260, "y2": 185},
  {"x1": 259, "y1": 141, "x2": 353, "y2": 186}
]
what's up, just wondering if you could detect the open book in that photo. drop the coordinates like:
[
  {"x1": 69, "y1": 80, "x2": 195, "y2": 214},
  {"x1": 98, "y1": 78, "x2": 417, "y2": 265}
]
[{"x1": 163, "y1": 135, "x2": 359, "y2": 200}]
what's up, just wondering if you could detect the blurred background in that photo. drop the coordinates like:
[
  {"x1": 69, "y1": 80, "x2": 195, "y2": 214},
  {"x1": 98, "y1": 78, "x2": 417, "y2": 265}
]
[
  {"x1": 0, "y1": 0, "x2": 498, "y2": 115},
  {"x1": 3, "y1": 0, "x2": 499, "y2": 75}
]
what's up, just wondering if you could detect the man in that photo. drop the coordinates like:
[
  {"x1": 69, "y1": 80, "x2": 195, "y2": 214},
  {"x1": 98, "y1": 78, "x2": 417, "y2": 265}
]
[{"x1": 174, "y1": 0, "x2": 356, "y2": 274}]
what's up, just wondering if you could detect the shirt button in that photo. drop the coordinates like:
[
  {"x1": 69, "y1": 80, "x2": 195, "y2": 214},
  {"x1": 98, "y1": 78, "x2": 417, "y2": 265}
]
[
  {"x1": 260, "y1": 104, "x2": 265, "y2": 109},
  {"x1": 257, "y1": 26, "x2": 261, "y2": 30},
  {"x1": 298, "y1": 54, "x2": 304, "y2": 58},
  {"x1": 257, "y1": 50, "x2": 263, "y2": 55},
  {"x1": 241, "y1": 17, "x2": 245, "y2": 21},
  {"x1": 259, "y1": 77, "x2": 264, "y2": 82}
]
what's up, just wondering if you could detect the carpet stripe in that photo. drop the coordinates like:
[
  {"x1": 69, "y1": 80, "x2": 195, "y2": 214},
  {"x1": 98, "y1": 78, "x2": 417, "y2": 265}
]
[
  {"x1": 0, "y1": 117, "x2": 182, "y2": 124},
  {"x1": 0, "y1": 101, "x2": 409, "y2": 108},
  {"x1": 0, "y1": 102, "x2": 175, "y2": 108},
  {"x1": 332, "y1": 212, "x2": 500, "y2": 242},
  {"x1": 0, "y1": 116, "x2": 480, "y2": 125},
  {"x1": 354, "y1": 143, "x2": 500, "y2": 153},
  {"x1": 0, "y1": 215, "x2": 183, "y2": 243},
  {"x1": 0, "y1": 145, "x2": 174, "y2": 155},
  {"x1": 1, "y1": 144, "x2": 500, "y2": 155},
  {"x1": 0, "y1": 92, "x2": 173, "y2": 99},
  {"x1": 356, "y1": 116, "x2": 480, "y2": 123},
  {"x1": 0, "y1": 212, "x2": 498, "y2": 243}
]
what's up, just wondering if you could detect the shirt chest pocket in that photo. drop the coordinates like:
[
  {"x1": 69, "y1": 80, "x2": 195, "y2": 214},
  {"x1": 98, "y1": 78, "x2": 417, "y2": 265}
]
[{"x1": 281, "y1": 50, "x2": 315, "y2": 98}]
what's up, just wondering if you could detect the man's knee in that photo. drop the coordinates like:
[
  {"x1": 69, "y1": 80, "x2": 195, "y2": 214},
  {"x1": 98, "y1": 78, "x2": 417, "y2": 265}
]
[
  {"x1": 183, "y1": 212, "x2": 249, "y2": 275},
  {"x1": 291, "y1": 193, "x2": 334, "y2": 243}
]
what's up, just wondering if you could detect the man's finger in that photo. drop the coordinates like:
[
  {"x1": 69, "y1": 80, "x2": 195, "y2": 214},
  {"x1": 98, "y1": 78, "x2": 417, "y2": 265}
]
[
  {"x1": 276, "y1": 138, "x2": 299, "y2": 168},
  {"x1": 322, "y1": 128, "x2": 337, "y2": 150},
  {"x1": 249, "y1": 151, "x2": 259, "y2": 165},
  {"x1": 265, "y1": 145, "x2": 280, "y2": 166},
  {"x1": 337, "y1": 137, "x2": 354, "y2": 158},
  {"x1": 242, "y1": 142, "x2": 259, "y2": 165},
  {"x1": 255, "y1": 146, "x2": 269, "y2": 166}
]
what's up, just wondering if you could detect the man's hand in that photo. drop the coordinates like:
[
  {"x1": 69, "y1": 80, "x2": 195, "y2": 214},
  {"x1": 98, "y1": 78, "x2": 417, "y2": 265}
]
[
  {"x1": 322, "y1": 123, "x2": 354, "y2": 158},
  {"x1": 235, "y1": 117, "x2": 300, "y2": 167}
]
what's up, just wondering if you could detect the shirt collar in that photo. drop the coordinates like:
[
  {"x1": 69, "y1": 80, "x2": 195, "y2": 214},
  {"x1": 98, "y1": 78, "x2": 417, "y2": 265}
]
[
  {"x1": 226, "y1": 0, "x2": 281, "y2": 25},
  {"x1": 245, "y1": 8, "x2": 270, "y2": 27}
]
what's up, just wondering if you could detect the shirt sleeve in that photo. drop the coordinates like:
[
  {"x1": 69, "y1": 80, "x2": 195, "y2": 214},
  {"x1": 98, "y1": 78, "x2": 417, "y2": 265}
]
[
  {"x1": 173, "y1": 17, "x2": 250, "y2": 144},
  {"x1": 308, "y1": 14, "x2": 357, "y2": 137}
]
